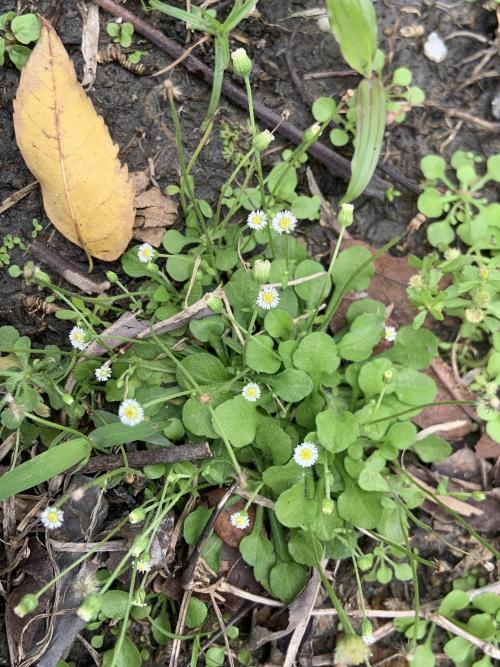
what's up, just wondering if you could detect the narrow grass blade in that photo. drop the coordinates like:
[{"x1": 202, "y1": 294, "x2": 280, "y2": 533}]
[
  {"x1": 0, "y1": 438, "x2": 90, "y2": 501},
  {"x1": 222, "y1": 0, "x2": 259, "y2": 33},
  {"x1": 148, "y1": 0, "x2": 213, "y2": 33}
]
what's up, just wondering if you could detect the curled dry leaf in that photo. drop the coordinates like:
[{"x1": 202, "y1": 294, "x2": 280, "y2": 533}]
[
  {"x1": 130, "y1": 171, "x2": 178, "y2": 247},
  {"x1": 13, "y1": 19, "x2": 135, "y2": 267}
]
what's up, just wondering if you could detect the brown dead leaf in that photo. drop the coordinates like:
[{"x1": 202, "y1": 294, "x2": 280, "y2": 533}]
[
  {"x1": 13, "y1": 20, "x2": 135, "y2": 266},
  {"x1": 414, "y1": 358, "x2": 477, "y2": 439},
  {"x1": 130, "y1": 171, "x2": 177, "y2": 247},
  {"x1": 476, "y1": 434, "x2": 500, "y2": 460}
]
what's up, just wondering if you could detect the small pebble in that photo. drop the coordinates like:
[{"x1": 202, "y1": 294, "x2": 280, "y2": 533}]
[
  {"x1": 423, "y1": 31, "x2": 448, "y2": 63},
  {"x1": 491, "y1": 91, "x2": 500, "y2": 120},
  {"x1": 317, "y1": 14, "x2": 330, "y2": 33}
]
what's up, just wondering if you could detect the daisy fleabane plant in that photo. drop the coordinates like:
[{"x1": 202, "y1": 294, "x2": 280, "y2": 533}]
[
  {"x1": 272, "y1": 210, "x2": 297, "y2": 235},
  {"x1": 230, "y1": 511, "x2": 250, "y2": 530},
  {"x1": 136, "y1": 557, "x2": 152, "y2": 574},
  {"x1": 40, "y1": 506, "x2": 64, "y2": 529},
  {"x1": 256, "y1": 286, "x2": 280, "y2": 310},
  {"x1": 69, "y1": 326, "x2": 88, "y2": 351},
  {"x1": 119, "y1": 398, "x2": 144, "y2": 426},
  {"x1": 384, "y1": 325, "x2": 397, "y2": 342},
  {"x1": 293, "y1": 442, "x2": 319, "y2": 468},
  {"x1": 137, "y1": 243, "x2": 155, "y2": 263},
  {"x1": 242, "y1": 382, "x2": 261, "y2": 402},
  {"x1": 94, "y1": 364, "x2": 112, "y2": 382},
  {"x1": 247, "y1": 210, "x2": 267, "y2": 230}
]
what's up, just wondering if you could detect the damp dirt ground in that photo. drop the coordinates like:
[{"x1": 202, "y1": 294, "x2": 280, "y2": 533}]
[{"x1": 0, "y1": 0, "x2": 499, "y2": 665}]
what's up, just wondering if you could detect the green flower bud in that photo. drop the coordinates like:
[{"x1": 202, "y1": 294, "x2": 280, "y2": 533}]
[
  {"x1": 34, "y1": 268, "x2": 51, "y2": 286},
  {"x1": 14, "y1": 593, "x2": 39, "y2": 618},
  {"x1": 304, "y1": 123, "x2": 322, "y2": 143},
  {"x1": 106, "y1": 271, "x2": 119, "y2": 283},
  {"x1": 253, "y1": 130, "x2": 274, "y2": 152},
  {"x1": 338, "y1": 203, "x2": 354, "y2": 227},
  {"x1": 322, "y1": 498, "x2": 335, "y2": 515},
  {"x1": 478, "y1": 267, "x2": 489, "y2": 281},
  {"x1": 252, "y1": 259, "x2": 271, "y2": 284},
  {"x1": 334, "y1": 634, "x2": 371, "y2": 666},
  {"x1": 357, "y1": 555, "x2": 373, "y2": 572},
  {"x1": 130, "y1": 534, "x2": 149, "y2": 557},
  {"x1": 231, "y1": 48, "x2": 252, "y2": 78},
  {"x1": 129, "y1": 507, "x2": 146, "y2": 525},
  {"x1": 472, "y1": 289, "x2": 491, "y2": 308},
  {"x1": 206, "y1": 296, "x2": 224, "y2": 314},
  {"x1": 471, "y1": 491, "x2": 486, "y2": 502},
  {"x1": 132, "y1": 588, "x2": 148, "y2": 608},
  {"x1": 361, "y1": 619, "x2": 374, "y2": 644},
  {"x1": 62, "y1": 393, "x2": 74, "y2": 406},
  {"x1": 383, "y1": 369, "x2": 394, "y2": 384},
  {"x1": 77, "y1": 593, "x2": 102, "y2": 622}
]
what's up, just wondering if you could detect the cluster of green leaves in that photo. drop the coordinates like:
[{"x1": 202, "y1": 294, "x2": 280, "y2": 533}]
[
  {"x1": 400, "y1": 588, "x2": 500, "y2": 667},
  {"x1": 311, "y1": 67, "x2": 424, "y2": 149},
  {"x1": 106, "y1": 21, "x2": 134, "y2": 48},
  {"x1": 0, "y1": 11, "x2": 40, "y2": 69},
  {"x1": 408, "y1": 151, "x2": 500, "y2": 441},
  {"x1": 219, "y1": 117, "x2": 252, "y2": 164}
]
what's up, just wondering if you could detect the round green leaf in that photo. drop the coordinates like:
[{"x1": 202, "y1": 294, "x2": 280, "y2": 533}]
[
  {"x1": 395, "y1": 368, "x2": 436, "y2": 405},
  {"x1": 212, "y1": 396, "x2": 257, "y2": 447},
  {"x1": 11, "y1": 14, "x2": 40, "y2": 44},
  {"x1": 316, "y1": 410, "x2": 359, "y2": 453},
  {"x1": 185, "y1": 597, "x2": 208, "y2": 628},
  {"x1": 417, "y1": 189, "x2": 445, "y2": 218},
  {"x1": 427, "y1": 220, "x2": 455, "y2": 247},
  {"x1": 312, "y1": 96, "x2": 336, "y2": 121},
  {"x1": 245, "y1": 335, "x2": 281, "y2": 374},
  {"x1": 294, "y1": 259, "x2": 330, "y2": 305},
  {"x1": 264, "y1": 309, "x2": 293, "y2": 339},
  {"x1": 420, "y1": 155, "x2": 446, "y2": 181},
  {"x1": 330, "y1": 128, "x2": 349, "y2": 146},
  {"x1": 269, "y1": 369, "x2": 313, "y2": 403},
  {"x1": 392, "y1": 66, "x2": 412, "y2": 86},
  {"x1": 330, "y1": 246, "x2": 374, "y2": 291},
  {"x1": 293, "y1": 332, "x2": 339, "y2": 382},
  {"x1": 337, "y1": 484, "x2": 382, "y2": 528},
  {"x1": 413, "y1": 434, "x2": 452, "y2": 463},
  {"x1": 269, "y1": 561, "x2": 309, "y2": 603}
]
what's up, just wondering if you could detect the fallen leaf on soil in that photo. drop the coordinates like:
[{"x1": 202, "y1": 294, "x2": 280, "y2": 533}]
[
  {"x1": 13, "y1": 20, "x2": 135, "y2": 266},
  {"x1": 414, "y1": 358, "x2": 477, "y2": 439},
  {"x1": 130, "y1": 171, "x2": 177, "y2": 247},
  {"x1": 432, "y1": 448, "x2": 485, "y2": 484},
  {"x1": 206, "y1": 488, "x2": 255, "y2": 547},
  {"x1": 476, "y1": 433, "x2": 500, "y2": 460}
]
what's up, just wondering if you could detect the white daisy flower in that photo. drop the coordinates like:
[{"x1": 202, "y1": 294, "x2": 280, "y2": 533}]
[
  {"x1": 137, "y1": 243, "x2": 155, "y2": 263},
  {"x1": 384, "y1": 326, "x2": 397, "y2": 342},
  {"x1": 247, "y1": 210, "x2": 268, "y2": 231},
  {"x1": 136, "y1": 557, "x2": 152, "y2": 574},
  {"x1": 242, "y1": 382, "x2": 261, "y2": 402},
  {"x1": 119, "y1": 398, "x2": 144, "y2": 426},
  {"x1": 230, "y1": 511, "x2": 250, "y2": 530},
  {"x1": 272, "y1": 210, "x2": 297, "y2": 235},
  {"x1": 293, "y1": 442, "x2": 319, "y2": 468},
  {"x1": 256, "y1": 286, "x2": 280, "y2": 310},
  {"x1": 40, "y1": 506, "x2": 64, "y2": 529},
  {"x1": 69, "y1": 326, "x2": 89, "y2": 351},
  {"x1": 94, "y1": 365, "x2": 112, "y2": 382}
]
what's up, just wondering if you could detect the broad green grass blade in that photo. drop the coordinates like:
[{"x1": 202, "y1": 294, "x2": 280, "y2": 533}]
[
  {"x1": 325, "y1": 0, "x2": 377, "y2": 76},
  {"x1": 90, "y1": 421, "x2": 161, "y2": 447},
  {"x1": 223, "y1": 0, "x2": 259, "y2": 32},
  {"x1": 341, "y1": 76, "x2": 386, "y2": 204},
  {"x1": 148, "y1": 0, "x2": 213, "y2": 32},
  {"x1": 0, "y1": 438, "x2": 90, "y2": 501}
]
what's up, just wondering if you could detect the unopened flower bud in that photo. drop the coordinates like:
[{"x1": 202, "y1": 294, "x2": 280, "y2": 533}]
[
  {"x1": 383, "y1": 369, "x2": 394, "y2": 384},
  {"x1": 231, "y1": 48, "x2": 252, "y2": 78},
  {"x1": 334, "y1": 634, "x2": 371, "y2": 666},
  {"x1": 106, "y1": 271, "x2": 119, "y2": 283},
  {"x1": 77, "y1": 593, "x2": 102, "y2": 622},
  {"x1": 465, "y1": 307, "x2": 484, "y2": 324},
  {"x1": 132, "y1": 588, "x2": 148, "y2": 608},
  {"x1": 361, "y1": 619, "x2": 374, "y2": 645},
  {"x1": 357, "y1": 555, "x2": 373, "y2": 572},
  {"x1": 62, "y1": 393, "x2": 74, "y2": 405},
  {"x1": 322, "y1": 498, "x2": 335, "y2": 515},
  {"x1": 444, "y1": 248, "x2": 461, "y2": 261},
  {"x1": 253, "y1": 130, "x2": 274, "y2": 152},
  {"x1": 338, "y1": 203, "x2": 354, "y2": 227},
  {"x1": 478, "y1": 267, "x2": 489, "y2": 280},
  {"x1": 206, "y1": 296, "x2": 224, "y2": 314},
  {"x1": 472, "y1": 289, "x2": 491, "y2": 308},
  {"x1": 14, "y1": 594, "x2": 39, "y2": 618},
  {"x1": 34, "y1": 268, "x2": 51, "y2": 285},
  {"x1": 252, "y1": 259, "x2": 271, "y2": 284},
  {"x1": 129, "y1": 507, "x2": 146, "y2": 525},
  {"x1": 35, "y1": 402, "x2": 51, "y2": 418},
  {"x1": 304, "y1": 123, "x2": 322, "y2": 142},
  {"x1": 130, "y1": 534, "x2": 149, "y2": 557},
  {"x1": 471, "y1": 491, "x2": 486, "y2": 502}
]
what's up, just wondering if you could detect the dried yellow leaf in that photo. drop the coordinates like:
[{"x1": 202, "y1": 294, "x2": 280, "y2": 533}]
[{"x1": 13, "y1": 19, "x2": 135, "y2": 266}]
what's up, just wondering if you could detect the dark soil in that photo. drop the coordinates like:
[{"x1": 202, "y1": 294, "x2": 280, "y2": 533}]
[{"x1": 0, "y1": 0, "x2": 499, "y2": 665}]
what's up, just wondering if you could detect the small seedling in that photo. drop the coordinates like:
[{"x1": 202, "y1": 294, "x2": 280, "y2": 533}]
[
  {"x1": 0, "y1": 11, "x2": 41, "y2": 69},
  {"x1": 106, "y1": 21, "x2": 134, "y2": 48}
]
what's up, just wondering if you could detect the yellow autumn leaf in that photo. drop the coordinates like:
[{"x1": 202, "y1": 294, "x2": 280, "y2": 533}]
[{"x1": 13, "y1": 19, "x2": 135, "y2": 266}]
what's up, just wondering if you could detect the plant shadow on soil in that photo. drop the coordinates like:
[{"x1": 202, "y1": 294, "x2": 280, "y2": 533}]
[{"x1": 0, "y1": 0, "x2": 499, "y2": 664}]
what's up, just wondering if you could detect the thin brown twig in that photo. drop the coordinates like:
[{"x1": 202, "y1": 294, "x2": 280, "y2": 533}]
[
  {"x1": 426, "y1": 100, "x2": 500, "y2": 132},
  {"x1": 149, "y1": 34, "x2": 209, "y2": 77},
  {"x1": 303, "y1": 69, "x2": 358, "y2": 80},
  {"x1": 0, "y1": 182, "x2": 38, "y2": 215}
]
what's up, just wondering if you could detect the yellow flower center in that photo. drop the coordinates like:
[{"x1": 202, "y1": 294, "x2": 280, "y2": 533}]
[
  {"x1": 263, "y1": 293, "x2": 273, "y2": 303},
  {"x1": 47, "y1": 511, "x2": 59, "y2": 523},
  {"x1": 279, "y1": 218, "x2": 290, "y2": 228},
  {"x1": 124, "y1": 406, "x2": 138, "y2": 419},
  {"x1": 253, "y1": 215, "x2": 262, "y2": 225},
  {"x1": 235, "y1": 515, "x2": 247, "y2": 527},
  {"x1": 246, "y1": 388, "x2": 256, "y2": 397},
  {"x1": 300, "y1": 449, "x2": 312, "y2": 461}
]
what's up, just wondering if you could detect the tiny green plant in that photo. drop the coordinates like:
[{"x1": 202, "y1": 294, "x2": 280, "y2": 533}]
[
  {"x1": 0, "y1": 11, "x2": 40, "y2": 69},
  {"x1": 106, "y1": 20, "x2": 134, "y2": 48}
]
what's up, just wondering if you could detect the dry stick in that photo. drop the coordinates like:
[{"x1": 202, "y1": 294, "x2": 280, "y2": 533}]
[
  {"x1": 92, "y1": 0, "x2": 392, "y2": 200},
  {"x1": 80, "y1": 441, "x2": 211, "y2": 474},
  {"x1": 0, "y1": 182, "x2": 38, "y2": 215},
  {"x1": 29, "y1": 240, "x2": 111, "y2": 295},
  {"x1": 426, "y1": 100, "x2": 500, "y2": 132},
  {"x1": 181, "y1": 481, "x2": 238, "y2": 590}
]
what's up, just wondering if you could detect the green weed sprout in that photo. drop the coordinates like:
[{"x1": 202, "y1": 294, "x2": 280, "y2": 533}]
[{"x1": 0, "y1": 11, "x2": 40, "y2": 69}]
